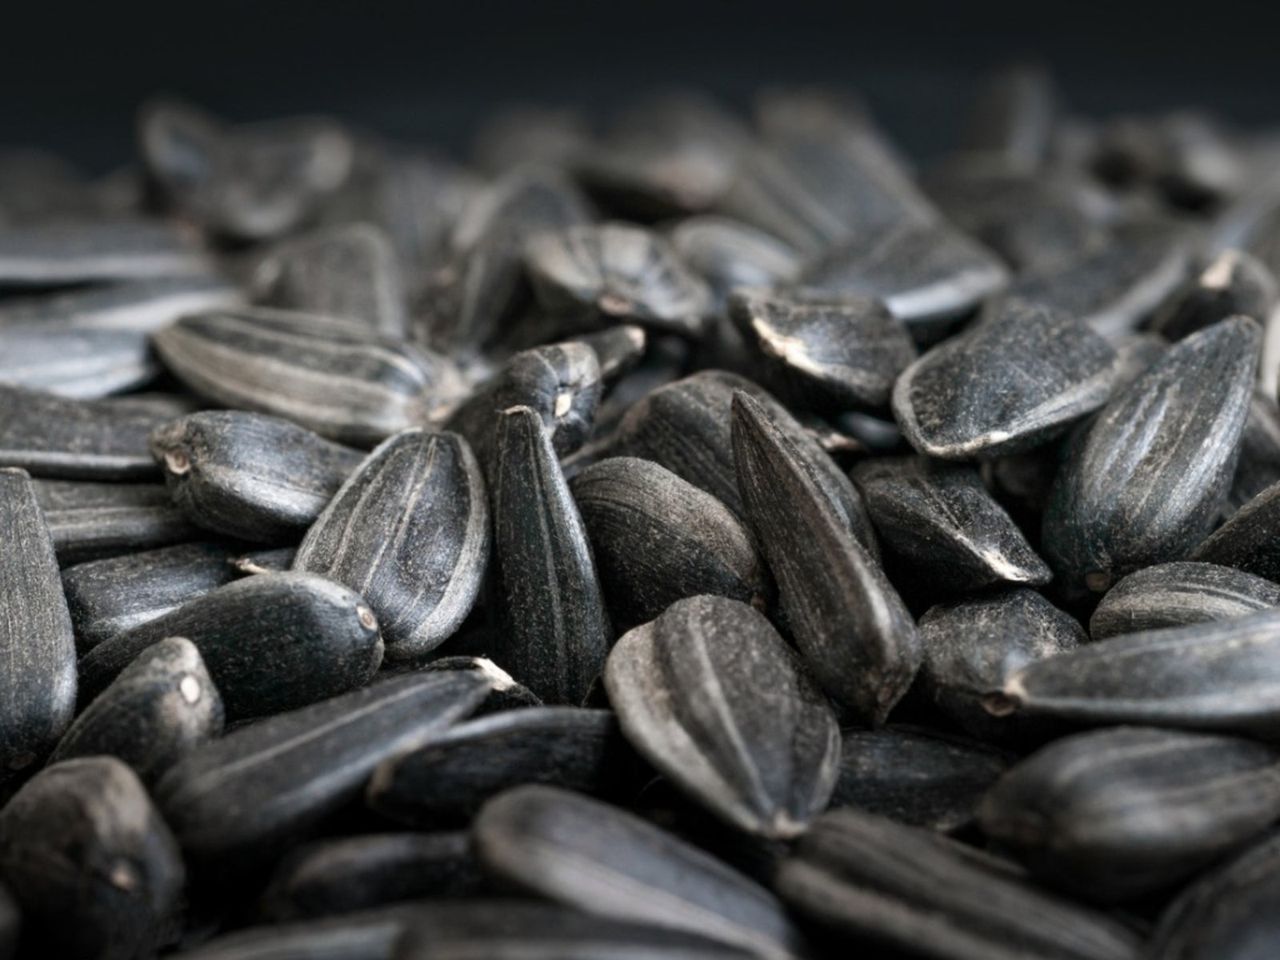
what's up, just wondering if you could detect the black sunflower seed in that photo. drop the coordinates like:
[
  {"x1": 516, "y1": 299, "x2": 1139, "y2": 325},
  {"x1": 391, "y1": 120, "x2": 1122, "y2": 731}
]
[
  {"x1": 78, "y1": 571, "x2": 384, "y2": 719},
  {"x1": 1090, "y1": 561, "x2": 1280, "y2": 639},
  {"x1": 0, "y1": 275, "x2": 243, "y2": 333},
  {"x1": 0, "y1": 326, "x2": 158, "y2": 399},
  {"x1": 0, "y1": 469, "x2": 77, "y2": 779},
  {"x1": 1192, "y1": 479, "x2": 1280, "y2": 581},
  {"x1": 1042, "y1": 316, "x2": 1260, "y2": 597},
  {"x1": 410, "y1": 656, "x2": 543, "y2": 714},
  {"x1": 33, "y1": 478, "x2": 200, "y2": 565},
  {"x1": 0, "y1": 218, "x2": 211, "y2": 286},
  {"x1": 977, "y1": 726, "x2": 1280, "y2": 903},
  {"x1": 569, "y1": 324, "x2": 646, "y2": 387},
  {"x1": 0, "y1": 756, "x2": 185, "y2": 960},
  {"x1": 1150, "y1": 248, "x2": 1277, "y2": 341},
  {"x1": 670, "y1": 215, "x2": 803, "y2": 310},
  {"x1": 960, "y1": 64, "x2": 1057, "y2": 171},
  {"x1": 605, "y1": 595, "x2": 840, "y2": 838},
  {"x1": 1228, "y1": 392, "x2": 1280, "y2": 514}
]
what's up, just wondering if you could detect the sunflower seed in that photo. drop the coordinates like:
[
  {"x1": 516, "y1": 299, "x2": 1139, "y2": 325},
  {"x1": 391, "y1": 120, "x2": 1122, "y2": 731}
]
[
  {"x1": 978, "y1": 726, "x2": 1280, "y2": 902},
  {"x1": 78, "y1": 571, "x2": 384, "y2": 719},
  {"x1": 0, "y1": 218, "x2": 211, "y2": 286},
  {"x1": 0, "y1": 756, "x2": 185, "y2": 960},
  {"x1": 0, "y1": 469, "x2": 76, "y2": 778},
  {"x1": 852, "y1": 457, "x2": 1051, "y2": 593},
  {"x1": 411, "y1": 656, "x2": 543, "y2": 714},
  {"x1": 164, "y1": 904, "x2": 427, "y2": 960},
  {"x1": 0, "y1": 326, "x2": 157, "y2": 398},
  {"x1": 368, "y1": 707, "x2": 629, "y2": 825},
  {"x1": 34, "y1": 478, "x2": 199, "y2": 564},
  {"x1": 1042, "y1": 316, "x2": 1260, "y2": 596},
  {"x1": 1090, "y1": 561, "x2": 1280, "y2": 639},
  {"x1": 777, "y1": 807, "x2": 1142, "y2": 960},
  {"x1": 294, "y1": 429, "x2": 489, "y2": 660},
  {"x1": 571, "y1": 458, "x2": 768, "y2": 628},
  {"x1": 1193, "y1": 479, "x2": 1280, "y2": 581},
  {"x1": 230, "y1": 546, "x2": 296, "y2": 575},
  {"x1": 472, "y1": 785, "x2": 809, "y2": 959},
  {"x1": 0, "y1": 275, "x2": 243, "y2": 332},
  {"x1": 151, "y1": 410, "x2": 365, "y2": 543},
  {"x1": 260, "y1": 832, "x2": 484, "y2": 921},
  {"x1": 1228, "y1": 392, "x2": 1280, "y2": 514},
  {"x1": 892, "y1": 297, "x2": 1118, "y2": 460},
  {"x1": 1150, "y1": 248, "x2": 1277, "y2": 341},
  {"x1": 569, "y1": 324, "x2": 646, "y2": 387},
  {"x1": 490, "y1": 405, "x2": 611, "y2": 704},
  {"x1": 732, "y1": 391, "x2": 919, "y2": 725},
  {"x1": 156, "y1": 671, "x2": 488, "y2": 868},
  {"x1": 960, "y1": 64, "x2": 1057, "y2": 171},
  {"x1": 605, "y1": 595, "x2": 839, "y2": 838},
  {"x1": 152, "y1": 308, "x2": 465, "y2": 447},
  {"x1": 49, "y1": 636, "x2": 223, "y2": 784},
  {"x1": 670, "y1": 216, "x2": 803, "y2": 310}
]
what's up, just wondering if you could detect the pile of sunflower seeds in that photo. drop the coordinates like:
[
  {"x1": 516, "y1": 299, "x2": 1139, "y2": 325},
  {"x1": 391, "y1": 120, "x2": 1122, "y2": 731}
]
[{"x1": 2, "y1": 64, "x2": 1280, "y2": 959}]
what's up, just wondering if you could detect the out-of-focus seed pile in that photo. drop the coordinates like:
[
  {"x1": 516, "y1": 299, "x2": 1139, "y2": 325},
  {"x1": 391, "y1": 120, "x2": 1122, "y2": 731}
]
[{"x1": 1, "y1": 65, "x2": 1280, "y2": 959}]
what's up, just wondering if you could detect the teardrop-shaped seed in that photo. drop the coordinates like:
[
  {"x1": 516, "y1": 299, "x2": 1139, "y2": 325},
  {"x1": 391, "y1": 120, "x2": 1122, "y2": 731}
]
[
  {"x1": 989, "y1": 609, "x2": 1280, "y2": 734},
  {"x1": 605, "y1": 595, "x2": 840, "y2": 838},
  {"x1": 0, "y1": 385, "x2": 168, "y2": 480},
  {"x1": 0, "y1": 327, "x2": 158, "y2": 398},
  {"x1": 152, "y1": 308, "x2": 465, "y2": 446},
  {"x1": 0, "y1": 219, "x2": 211, "y2": 286},
  {"x1": 34, "y1": 479, "x2": 199, "y2": 565},
  {"x1": 1090, "y1": 561, "x2": 1280, "y2": 639},
  {"x1": 79, "y1": 571, "x2": 384, "y2": 719},
  {"x1": 472, "y1": 785, "x2": 809, "y2": 960},
  {"x1": 0, "y1": 275, "x2": 243, "y2": 333},
  {"x1": 0, "y1": 757, "x2": 185, "y2": 960},
  {"x1": 978, "y1": 726, "x2": 1280, "y2": 902},
  {"x1": 368, "y1": 707, "x2": 630, "y2": 825},
  {"x1": 49, "y1": 636, "x2": 223, "y2": 785},
  {"x1": 831, "y1": 726, "x2": 1010, "y2": 832},
  {"x1": 729, "y1": 289, "x2": 917, "y2": 412},
  {"x1": 156, "y1": 671, "x2": 489, "y2": 868},
  {"x1": 569, "y1": 324, "x2": 646, "y2": 387},
  {"x1": 892, "y1": 298, "x2": 1118, "y2": 460},
  {"x1": 251, "y1": 223, "x2": 407, "y2": 337},
  {"x1": 1151, "y1": 248, "x2": 1277, "y2": 341},
  {"x1": 670, "y1": 215, "x2": 803, "y2": 309},
  {"x1": 732, "y1": 392, "x2": 919, "y2": 725},
  {"x1": 294, "y1": 429, "x2": 489, "y2": 660},
  {"x1": 260, "y1": 831, "x2": 484, "y2": 921},
  {"x1": 0, "y1": 469, "x2": 76, "y2": 778},
  {"x1": 852, "y1": 457, "x2": 1051, "y2": 592},
  {"x1": 777, "y1": 808, "x2": 1142, "y2": 960},
  {"x1": 1193, "y1": 479, "x2": 1280, "y2": 581},
  {"x1": 161, "y1": 904, "x2": 428, "y2": 960},
  {"x1": 1042, "y1": 316, "x2": 1260, "y2": 596},
  {"x1": 491, "y1": 405, "x2": 611, "y2": 704},
  {"x1": 151, "y1": 410, "x2": 365, "y2": 543},
  {"x1": 571, "y1": 457, "x2": 768, "y2": 628},
  {"x1": 917, "y1": 588, "x2": 1084, "y2": 742}
]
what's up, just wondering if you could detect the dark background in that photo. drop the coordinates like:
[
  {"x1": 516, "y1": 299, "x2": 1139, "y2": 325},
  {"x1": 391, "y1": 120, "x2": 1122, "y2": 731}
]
[{"x1": 3, "y1": 0, "x2": 1275, "y2": 172}]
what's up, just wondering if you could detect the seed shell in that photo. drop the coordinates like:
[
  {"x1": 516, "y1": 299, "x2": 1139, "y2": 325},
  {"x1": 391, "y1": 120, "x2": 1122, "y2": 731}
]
[
  {"x1": 0, "y1": 275, "x2": 243, "y2": 333},
  {"x1": 1090, "y1": 561, "x2": 1280, "y2": 639},
  {"x1": 670, "y1": 215, "x2": 803, "y2": 309},
  {"x1": 0, "y1": 326, "x2": 158, "y2": 399},
  {"x1": 1193, "y1": 479, "x2": 1280, "y2": 581},
  {"x1": 1150, "y1": 248, "x2": 1277, "y2": 341},
  {"x1": 0, "y1": 218, "x2": 211, "y2": 286},
  {"x1": 34, "y1": 478, "x2": 199, "y2": 565}
]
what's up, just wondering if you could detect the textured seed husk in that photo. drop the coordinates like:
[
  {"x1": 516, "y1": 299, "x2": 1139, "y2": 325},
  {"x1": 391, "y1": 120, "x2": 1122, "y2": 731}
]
[
  {"x1": 1148, "y1": 829, "x2": 1280, "y2": 960},
  {"x1": 0, "y1": 756, "x2": 185, "y2": 960},
  {"x1": 0, "y1": 326, "x2": 158, "y2": 398},
  {"x1": 605, "y1": 596, "x2": 839, "y2": 838},
  {"x1": 368, "y1": 707, "x2": 630, "y2": 825},
  {"x1": 731, "y1": 391, "x2": 919, "y2": 725},
  {"x1": 252, "y1": 223, "x2": 408, "y2": 337},
  {"x1": 490, "y1": 405, "x2": 612, "y2": 704},
  {"x1": 1042, "y1": 316, "x2": 1261, "y2": 597},
  {"x1": 0, "y1": 218, "x2": 211, "y2": 286},
  {"x1": 0, "y1": 275, "x2": 243, "y2": 333},
  {"x1": 1228, "y1": 392, "x2": 1280, "y2": 514},
  {"x1": 852, "y1": 457, "x2": 1051, "y2": 593},
  {"x1": 1090, "y1": 561, "x2": 1280, "y2": 640},
  {"x1": 152, "y1": 308, "x2": 465, "y2": 447},
  {"x1": 156, "y1": 671, "x2": 489, "y2": 868},
  {"x1": 670, "y1": 215, "x2": 803, "y2": 310},
  {"x1": 472, "y1": 785, "x2": 809, "y2": 960},
  {"x1": 151, "y1": 411, "x2": 364, "y2": 543},
  {"x1": 830, "y1": 726, "x2": 1010, "y2": 832},
  {"x1": 0, "y1": 385, "x2": 168, "y2": 480},
  {"x1": 729, "y1": 289, "x2": 917, "y2": 412},
  {"x1": 49, "y1": 636, "x2": 223, "y2": 784},
  {"x1": 569, "y1": 324, "x2": 646, "y2": 387},
  {"x1": 978, "y1": 726, "x2": 1280, "y2": 902},
  {"x1": 0, "y1": 469, "x2": 77, "y2": 779},
  {"x1": 34, "y1": 478, "x2": 200, "y2": 565},
  {"x1": 1150, "y1": 248, "x2": 1277, "y2": 341},
  {"x1": 78, "y1": 571, "x2": 384, "y2": 719},
  {"x1": 1193, "y1": 479, "x2": 1280, "y2": 581},
  {"x1": 777, "y1": 807, "x2": 1142, "y2": 960},
  {"x1": 960, "y1": 64, "x2": 1056, "y2": 170},
  {"x1": 409, "y1": 656, "x2": 543, "y2": 715},
  {"x1": 571, "y1": 458, "x2": 768, "y2": 628},
  {"x1": 231, "y1": 546, "x2": 296, "y2": 575},
  {"x1": 917, "y1": 588, "x2": 1084, "y2": 743},
  {"x1": 260, "y1": 832, "x2": 484, "y2": 920},
  {"x1": 891, "y1": 297, "x2": 1118, "y2": 460}
]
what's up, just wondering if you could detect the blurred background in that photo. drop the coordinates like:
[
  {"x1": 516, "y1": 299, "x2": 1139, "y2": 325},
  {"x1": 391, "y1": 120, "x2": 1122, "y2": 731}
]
[{"x1": 3, "y1": 0, "x2": 1274, "y2": 171}]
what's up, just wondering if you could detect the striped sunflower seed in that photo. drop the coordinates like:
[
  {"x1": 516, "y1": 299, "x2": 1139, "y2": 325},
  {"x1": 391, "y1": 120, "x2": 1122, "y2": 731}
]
[
  {"x1": 34, "y1": 478, "x2": 199, "y2": 565},
  {"x1": 1193, "y1": 479, "x2": 1280, "y2": 581},
  {"x1": 1150, "y1": 248, "x2": 1277, "y2": 341},
  {"x1": 0, "y1": 218, "x2": 211, "y2": 286},
  {"x1": 670, "y1": 215, "x2": 803, "y2": 311},
  {"x1": 977, "y1": 726, "x2": 1280, "y2": 902},
  {"x1": 0, "y1": 326, "x2": 158, "y2": 398},
  {"x1": 0, "y1": 275, "x2": 243, "y2": 333},
  {"x1": 1089, "y1": 561, "x2": 1280, "y2": 639}
]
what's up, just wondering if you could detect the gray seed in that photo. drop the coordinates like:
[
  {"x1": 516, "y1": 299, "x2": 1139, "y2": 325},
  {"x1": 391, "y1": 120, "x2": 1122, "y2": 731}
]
[
  {"x1": 978, "y1": 726, "x2": 1280, "y2": 902},
  {"x1": 605, "y1": 595, "x2": 840, "y2": 839},
  {"x1": 1043, "y1": 316, "x2": 1260, "y2": 597},
  {"x1": 34, "y1": 478, "x2": 200, "y2": 565},
  {"x1": 1227, "y1": 392, "x2": 1280, "y2": 514},
  {"x1": 0, "y1": 756, "x2": 184, "y2": 960},
  {"x1": 570, "y1": 323, "x2": 646, "y2": 387},
  {"x1": 230, "y1": 546, "x2": 297, "y2": 575},
  {"x1": 777, "y1": 807, "x2": 1141, "y2": 960},
  {"x1": 0, "y1": 275, "x2": 243, "y2": 333},
  {"x1": 0, "y1": 469, "x2": 77, "y2": 778},
  {"x1": 49, "y1": 636, "x2": 224, "y2": 785},
  {"x1": 571, "y1": 457, "x2": 768, "y2": 628},
  {"x1": 1090, "y1": 561, "x2": 1280, "y2": 639},
  {"x1": 960, "y1": 64, "x2": 1057, "y2": 171},
  {"x1": 1193, "y1": 479, "x2": 1280, "y2": 581},
  {"x1": 0, "y1": 218, "x2": 211, "y2": 286},
  {"x1": 78, "y1": 571, "x2": 384, "y2": 719},
  {"x1": 155, "y1": 671, "x2": 489, "y2": 868},
  {"x1": 1150, "y1": 248, "x2": 1277, "y2": 341},
  {"x1": 151, "y1": 410, "x2": 365, "y2": 543},
  {"x1": 0, "y1": 327, "x2": 157, "y2": 398},
  {"x1": 670, "y1": 215, "x2": 803, "y2": 310},
  {"x1": 731, "y1": 391, "x2": 920, "y2": 725},
  {"x1": 472, "y1": 785, "x2": 809, "y2": 960}
]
